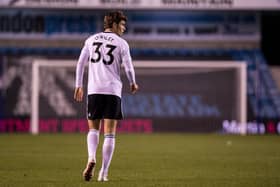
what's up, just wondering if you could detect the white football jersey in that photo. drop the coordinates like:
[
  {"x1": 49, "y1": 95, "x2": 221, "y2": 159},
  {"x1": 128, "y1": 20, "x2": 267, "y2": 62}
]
[{"x1": 75, "y1": 32, "x2": 136, "y2": 98}]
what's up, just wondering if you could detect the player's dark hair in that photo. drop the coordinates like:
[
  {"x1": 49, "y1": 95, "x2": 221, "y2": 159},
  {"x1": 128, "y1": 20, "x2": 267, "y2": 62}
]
[{"x1": 104, "y1": 11, "x2": 127, "y2": 29}]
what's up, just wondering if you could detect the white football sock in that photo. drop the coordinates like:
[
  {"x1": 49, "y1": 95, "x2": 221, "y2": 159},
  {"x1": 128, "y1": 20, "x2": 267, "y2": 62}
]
[
  {"x1": 100, "y1": 134, "x2": 115, "y2": 176},
  {"x1": 87, "y1": 129, "x2": 99, "y2": 163}
]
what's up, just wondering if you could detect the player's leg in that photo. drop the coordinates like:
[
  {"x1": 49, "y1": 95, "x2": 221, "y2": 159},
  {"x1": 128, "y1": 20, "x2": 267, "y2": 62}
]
[
  {"x1": 87, "y1": 119, "x2": 101, "y2": 163},
  {"x1": 83, "y1": 118, "x2": 101, "y2": 181},
  {"x1": 98, "y1": 119, "x2": 118, "y2": 182}
]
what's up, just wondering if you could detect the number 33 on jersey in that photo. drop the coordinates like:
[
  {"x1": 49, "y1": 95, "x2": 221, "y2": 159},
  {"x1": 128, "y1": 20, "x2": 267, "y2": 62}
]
[
  {"x1": 91, "y1": 42, "x2": 116, "y2": 65},
  {"x1": 88, "y1": 32, "x2": 131, "y2": 67}
]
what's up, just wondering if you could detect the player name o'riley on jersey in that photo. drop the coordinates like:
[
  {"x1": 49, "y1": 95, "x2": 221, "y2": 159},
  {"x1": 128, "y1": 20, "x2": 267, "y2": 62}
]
[{"x1": 94, "y1": 34, "x2": 114, "y2": 42}]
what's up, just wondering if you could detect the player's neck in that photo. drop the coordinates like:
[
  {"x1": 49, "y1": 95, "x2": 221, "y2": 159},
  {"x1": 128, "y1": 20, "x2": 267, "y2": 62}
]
[
  {"x1": 104, "y1": 28, "x2": 114, "y2": 33},
  {"x1": 104, "y1": 28, "x2": 120, "y2": 36}
]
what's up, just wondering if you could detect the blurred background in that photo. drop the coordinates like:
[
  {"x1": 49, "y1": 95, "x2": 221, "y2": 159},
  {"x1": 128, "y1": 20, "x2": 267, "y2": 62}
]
[{"x1": 1, "y1": 0, "x2": 280, "y2": 135}]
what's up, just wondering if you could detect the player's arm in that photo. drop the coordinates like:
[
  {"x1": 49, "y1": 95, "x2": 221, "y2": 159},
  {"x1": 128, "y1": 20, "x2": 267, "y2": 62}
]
[
  {"x1": 74, "y1": 43, "x2": 89, "y2": 102},
  {"x1": 121, "y1": 42, "x2": 139, "y2": 94}
]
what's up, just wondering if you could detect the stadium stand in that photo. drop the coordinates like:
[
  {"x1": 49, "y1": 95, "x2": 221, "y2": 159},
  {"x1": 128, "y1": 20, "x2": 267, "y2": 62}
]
[{"x1": 1, "y1": 47, "x2": 279, "y2": 121}]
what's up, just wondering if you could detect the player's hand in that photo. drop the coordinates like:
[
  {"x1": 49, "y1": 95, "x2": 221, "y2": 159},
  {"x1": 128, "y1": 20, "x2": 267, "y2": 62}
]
[
  {"x1": 74, "y1": 87, "x2": 84, "y2": 102},
  {"x1": 130, "y1": 83, "x2": 139, "y2": 94}
]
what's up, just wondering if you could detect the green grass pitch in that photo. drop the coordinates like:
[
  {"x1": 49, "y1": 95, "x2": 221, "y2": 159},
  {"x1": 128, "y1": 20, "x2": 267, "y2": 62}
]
[{"x1": 0, "y1": 134, "x2": 280, "y2": 187}]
